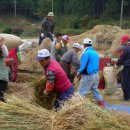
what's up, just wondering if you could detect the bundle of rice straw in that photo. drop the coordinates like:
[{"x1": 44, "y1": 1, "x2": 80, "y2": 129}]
[
  {"x1": 0, "y1": 96, "x2": 52, "y2": 130},
  {"x1": 0, "y1": 95, "x2": 130, "y2": 130},
  {"x1": 53, "y1": 95, "x2": 130, "y2": 130},
  {"x1": 33, "y1": 76, "x2": 57, "y2": 110},
  {"x1": 19, "y1": 38, "x2": 51, "y2": 71}
]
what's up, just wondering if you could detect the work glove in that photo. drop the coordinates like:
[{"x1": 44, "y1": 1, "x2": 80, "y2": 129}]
[{"x1": 41, "y1": 33, "x2": 44, "y2": 38}]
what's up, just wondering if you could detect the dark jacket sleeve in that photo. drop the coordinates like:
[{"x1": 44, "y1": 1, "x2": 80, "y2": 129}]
[{"x1": 116, "y1": 49, "x2": 127, "y2": 66}]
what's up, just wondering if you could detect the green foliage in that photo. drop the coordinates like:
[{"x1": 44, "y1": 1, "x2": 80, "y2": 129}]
[
  {"x1": 38, "y1": 0, "x2": 52, "y2": 17},
  {"x1": 122, "y1": 20, "x2": 130, "y2": 29},
  {"x1": 3, "y1": 27, "x2": 12, "y2": 34},
  {"x1": 87, "y1": 20, "x2": 100, "y2": 29},
  {"x1": 103, "y1": 0, "x2": 120, "y2": 19},
  {"x1": 0, "y1": 24, "x2": 8, "y2": 33}
]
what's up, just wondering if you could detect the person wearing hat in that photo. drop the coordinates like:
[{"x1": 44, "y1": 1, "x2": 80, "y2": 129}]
[
  {"x1": 36, "y1": 49, "x2": 74, "y2": 109},
  {"x1": 77, "y1": 38, "x2": 105, "y2": 108},
  {"x1": 60, "y1": 43, "x2": 81, "y2": 83},
  {"x1": 116, "y1": 35, "x2": 130, "y2": 101},
  {"x1": 38, "y1": 12, "x2": 55, "y2": 45},
  {"x1": 112, "y1": 35, "x2": 130, "y2": 85},
  {"x1": 113, "y1": 35, "x2": 130, "y2": 57},
  {"x1": 55, "y1": 35, "x2": 69, "y2": 62}
]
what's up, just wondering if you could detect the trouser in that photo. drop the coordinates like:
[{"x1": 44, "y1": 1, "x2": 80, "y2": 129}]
[
  {"x1": 54, "y1": 86, "x2": 74, "y2": 109},
  {"x1": 0, "y1": 80, "x2": 8, "y2": 102},
  {"x1": 122, "y1": 67, "x2": 130, "y2": 100},
  {"x1": 78, "y1": 73, "x2": 103, "y2": 100},
  {"x1": 60, "y1": 61, "x2": 75, "y2": 83}
]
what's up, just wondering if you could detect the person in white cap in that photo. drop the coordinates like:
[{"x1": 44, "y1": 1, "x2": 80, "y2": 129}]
[
  {"x1": 38, "y1": 12, "x2": 55, "y2": 45},
  {"x1": 77, "y1": 38, "x2": 105, "y2": 108},
  {"x1": 60, "y1": 43, "x2": 82, "y2": 83},
  {"x1": 55, "y1": 35, "x2": 70, "y2": 61},
  {"x1": 36, "y1": 49, "x2": 74, "y2": 109}
]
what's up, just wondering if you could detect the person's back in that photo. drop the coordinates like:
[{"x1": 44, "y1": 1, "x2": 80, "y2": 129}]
[
  {"x1": 78, "y1": 38, "x2": 105, "y2": 108},
  {"x1": 80, "y1": 47, "x2": 99, "y2": 75},
  {"x1": 61, "y1": 49, "x2": 79, "y2": 69}
]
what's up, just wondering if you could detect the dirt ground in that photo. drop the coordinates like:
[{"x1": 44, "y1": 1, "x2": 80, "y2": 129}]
[{"x1": 101, "y1": 88, "x2": 130, "y2": 106}]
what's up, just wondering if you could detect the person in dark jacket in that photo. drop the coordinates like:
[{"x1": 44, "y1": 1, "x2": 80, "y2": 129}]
[
  {"x1": 116, "y1": 35, "x2": 130, "y2": 101},
  {"x1": 60, "y1": 43, "x2": 81, "y2": 83},
  {"x1": 39, "y1": 12, "x2": 55, "y2": 45}
]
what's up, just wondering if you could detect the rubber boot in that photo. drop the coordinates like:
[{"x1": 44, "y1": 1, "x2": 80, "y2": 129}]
[{"x1": 97, "y1": 100, "x2": 105, "y2": 108}]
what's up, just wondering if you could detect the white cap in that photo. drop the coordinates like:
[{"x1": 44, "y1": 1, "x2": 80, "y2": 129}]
[
  {"x1": 73, "y1": 43, "x2": 82, "y2": 49},
  {"x1": 36, "y1": 49, "x2": 50, "y2": 60},
  {"x1": 83, "y1": 38, "x2": 92, "y2": 45},
  {"x1": 47, "y1": 12, "x2": 54, "y2": 17},
  {"x1": 62, "y1": 35, "x2": 69, "y2": 42}
]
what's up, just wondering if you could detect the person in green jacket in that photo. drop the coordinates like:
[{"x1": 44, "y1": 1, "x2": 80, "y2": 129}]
[
  {"x1": 0, "y1": 36, "x2": 9, "y2": 102},
  {"x1": 55, "y1": 35, "x2": 69, "y2": 62}
]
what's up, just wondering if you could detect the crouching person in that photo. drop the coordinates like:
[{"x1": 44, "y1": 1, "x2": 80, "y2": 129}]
[
  {"x1": 77, "y1": 38, "x2": 105, "y2": 108},
  {"x1": 36, "y1": 49, "x2": 74, "y2": 109},
  {"x1": 0, "y1": 37, "x2": 9, "y2": 102},
  {"x1": 60, "y1": 43, "x2": 81, "y2": 83}
]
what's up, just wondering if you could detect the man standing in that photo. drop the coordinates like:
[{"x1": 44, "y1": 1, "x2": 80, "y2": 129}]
[
  {"x1": 39, "y1": 12, "x2": 55, "y2": 45},
  {"x1": 50, "y1": 33, "x2": 62, "y2": 60},
  {"x1": 77, "y1": 38, "x2": 105, "y2": 108},
  {"x1": 60, "y1": 43, "x2": 81, "y2": 83},
  {"x1": 116, "y1": 35, "x2": 130, "y2": 101},
  {"x1": 55, "y1": 35, "x2": 69, "y2": 62},
  {"x1": 36, "y1": 49, "x2": 74, "y2": 109}
]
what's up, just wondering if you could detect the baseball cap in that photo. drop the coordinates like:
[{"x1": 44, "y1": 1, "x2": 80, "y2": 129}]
[
  {"x1": 36, "y1": 49, "x2": 50, "y2": 60},
  {"x1": 62, "y1": 35, "x2": 69, "y2": 42},
  {"x1": 83, "y1": 38, "x2": 92, "y2": 45},
  {"x1": 120, "y1": 35, "x2": 130, "y2": 43},
  {"x1": 47, "y1": 12, "x2": 54, "y2": 17},
  {"x1": 73, "y1": 43, "x2": 82, "y2": 49}
]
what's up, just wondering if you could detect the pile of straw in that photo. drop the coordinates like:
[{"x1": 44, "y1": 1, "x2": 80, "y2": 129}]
[
  {"x1": 71, "y1": 25, "x2": 130, "y2": 52},
  {"x1": 19, "y1": 38, "x2": 51, "y2": 71},
  {"x1": 33, "y1": 76, "x2": 57, "y2": 110},
  {"x1": 53, "y1": 95, "x2": 130, "y2": 130},
  {"x1": 0, "y1": 96, "x2": 52, "y2": 130},
  {"x1": 0, "y1": 95, "x2": 130, "y2": 130}
]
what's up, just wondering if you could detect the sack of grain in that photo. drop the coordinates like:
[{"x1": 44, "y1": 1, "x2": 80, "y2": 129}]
[
  {"x1": 0, "y1": 34, "x2": 23, "y2": 50},
  {"x1": 103, "y1": 66, "x2": 117, "y2": 95}
]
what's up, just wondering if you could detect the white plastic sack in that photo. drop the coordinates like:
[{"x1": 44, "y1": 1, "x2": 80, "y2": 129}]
[{"x1": 0, "y1": 34, "x2": 23, "y2": 50}]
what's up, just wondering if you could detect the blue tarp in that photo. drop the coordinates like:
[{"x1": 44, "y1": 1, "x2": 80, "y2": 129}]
[{"x1": 105, "y1": 102, "x2": 130, "y2": 114}]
